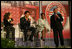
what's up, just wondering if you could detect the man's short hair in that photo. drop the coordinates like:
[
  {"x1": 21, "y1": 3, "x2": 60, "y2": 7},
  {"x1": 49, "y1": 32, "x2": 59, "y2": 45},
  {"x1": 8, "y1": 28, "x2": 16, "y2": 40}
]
[
  {"x1": 41, "y1": 13, "x2": 45, "y2": 16},
  {"x1": 24, "y1": 11, "x2": 30, "y2": 14},
  {"x1": 53, "y1": 7, "x2": 58, "y2": 11}
]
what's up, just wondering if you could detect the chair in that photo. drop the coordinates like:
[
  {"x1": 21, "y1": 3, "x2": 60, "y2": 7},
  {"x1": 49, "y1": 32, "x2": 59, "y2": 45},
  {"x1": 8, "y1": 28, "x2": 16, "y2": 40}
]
[
  {"x1": 18, "y1": 23, "x2": 32, "y2": 41},
  {"x1": 1, "y1": 22, "x2": 6, "y2": 38}
]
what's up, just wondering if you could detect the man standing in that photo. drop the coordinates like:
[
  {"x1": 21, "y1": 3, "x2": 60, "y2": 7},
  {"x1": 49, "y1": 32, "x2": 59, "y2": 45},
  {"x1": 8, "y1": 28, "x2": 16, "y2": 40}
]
[{"x1": 50, "y1": 8, "x2": 64, "y2": 48}]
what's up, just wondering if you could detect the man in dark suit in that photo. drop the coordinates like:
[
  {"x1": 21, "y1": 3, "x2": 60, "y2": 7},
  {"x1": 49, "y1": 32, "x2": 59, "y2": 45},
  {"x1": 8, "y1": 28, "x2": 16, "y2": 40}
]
[
  {"x1": 50, "y1": 8, "x2": 64, "y2": 48},
  {"x1": 20, "y1": 11, "x2": 36, "y2": 42}
]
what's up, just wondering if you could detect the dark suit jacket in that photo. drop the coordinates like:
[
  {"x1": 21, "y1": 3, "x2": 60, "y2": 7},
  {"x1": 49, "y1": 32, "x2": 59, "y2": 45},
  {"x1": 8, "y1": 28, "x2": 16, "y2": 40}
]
[
  {"x1": 50, "y1": 13, "x2": 63, "y2": 31},
  {"x1": 20, "y1": 16, "x2": 30, "y2": 30}
]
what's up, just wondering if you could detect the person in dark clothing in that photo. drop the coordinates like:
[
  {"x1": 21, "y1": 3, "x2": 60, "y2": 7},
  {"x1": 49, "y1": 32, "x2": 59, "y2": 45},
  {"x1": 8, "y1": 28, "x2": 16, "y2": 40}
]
[
  {"x1": 50, "y1": 8, "x2": 64, "y2": 48},
  {"x1": 20, "y1": 11, "x2": 36, "y2": 42},
  {"x1": 3, "y1": 12, "x2": 15, "y2": 41}
]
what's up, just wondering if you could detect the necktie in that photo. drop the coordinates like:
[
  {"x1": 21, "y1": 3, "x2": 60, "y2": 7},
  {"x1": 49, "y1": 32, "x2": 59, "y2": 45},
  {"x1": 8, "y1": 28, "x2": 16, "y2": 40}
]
[{"x1": 55, "y1": 15, "x2": 57, "y2": 21}]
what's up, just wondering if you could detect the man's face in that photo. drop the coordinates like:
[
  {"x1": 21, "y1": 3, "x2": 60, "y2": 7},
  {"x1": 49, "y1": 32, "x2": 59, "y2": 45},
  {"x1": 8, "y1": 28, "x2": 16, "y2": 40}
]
[
  {"x1": 54, "y1": 8, "x2": 58, "y2": 14},
  {"x1": 42, "y1": 14, "x2": 45, "y2": 19},
  {"x1": 9, "y1": 14, "x2": 12, "y2": 18},
  {"x1": 25, "y1": 12, "x2": 30, "y2": 17}
]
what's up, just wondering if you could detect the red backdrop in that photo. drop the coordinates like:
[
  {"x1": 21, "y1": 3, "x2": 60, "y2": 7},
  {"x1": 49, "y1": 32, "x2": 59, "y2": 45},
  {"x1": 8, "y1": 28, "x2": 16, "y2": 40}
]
[
  {"x1": 1, "y1": 4, "x2": 70, "y2": 39},
  {"x1": 41, "y1": 4, "x2": 70, "y2": 39},
  {"x1": 1, "y1": 5, "x2": 39, "y2": 24}
]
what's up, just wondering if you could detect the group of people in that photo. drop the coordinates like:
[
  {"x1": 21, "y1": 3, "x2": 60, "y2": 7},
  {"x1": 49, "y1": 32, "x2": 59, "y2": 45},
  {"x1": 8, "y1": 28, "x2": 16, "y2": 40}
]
[{"x1": 3, "y1": 7, "x2": 64, "y2": 48}]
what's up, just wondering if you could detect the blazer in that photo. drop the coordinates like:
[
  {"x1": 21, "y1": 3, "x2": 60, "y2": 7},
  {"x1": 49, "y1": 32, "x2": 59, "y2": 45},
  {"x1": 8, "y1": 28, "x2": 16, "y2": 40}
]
[
  {"x1": 50, "y1": 13, "x2": 63, "y2": 31},
  {"x1": 20, "y1": 16, "x2": 30, "y2": 30}
]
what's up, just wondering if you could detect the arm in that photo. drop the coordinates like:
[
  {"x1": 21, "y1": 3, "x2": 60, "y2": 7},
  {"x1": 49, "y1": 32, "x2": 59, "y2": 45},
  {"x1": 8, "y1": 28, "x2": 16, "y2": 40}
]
[
  {"x1": 57, "y1": 14, "x2": 63, "y2": 22},
  {"x1": 50, "y1": 16, "x2": 53, "y2": 29},
  {"x1": 20, "y1": 17, "x2": 25, "y2": 25},
  {"x1": 8, "y1": 18, "x2": 14, "y2": 25}
]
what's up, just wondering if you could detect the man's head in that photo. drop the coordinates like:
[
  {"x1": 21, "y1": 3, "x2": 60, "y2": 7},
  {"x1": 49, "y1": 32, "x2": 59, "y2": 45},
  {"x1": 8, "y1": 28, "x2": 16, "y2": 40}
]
[
  {"x1": 53, "y1": 8, "x2": 58, "y2": 14},
  {"x1": 41, "y1": 13, "x2": 45, "y2": 19},
  {"x1": 24, "y1": 11, "x2": 30, "y2": 17}
]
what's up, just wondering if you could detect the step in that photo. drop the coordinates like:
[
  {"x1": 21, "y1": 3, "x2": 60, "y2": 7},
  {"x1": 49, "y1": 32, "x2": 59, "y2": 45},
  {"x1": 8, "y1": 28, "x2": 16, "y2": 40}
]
[{"x1": 15, "y1": 38, "x2": 71, "y2": 48}]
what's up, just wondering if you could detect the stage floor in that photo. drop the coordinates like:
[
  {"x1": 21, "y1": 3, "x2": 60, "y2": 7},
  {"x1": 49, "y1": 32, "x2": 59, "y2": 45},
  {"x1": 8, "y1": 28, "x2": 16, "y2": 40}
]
[{"x1": 1, "y1": 25, "x2": 71, "y2": 48}]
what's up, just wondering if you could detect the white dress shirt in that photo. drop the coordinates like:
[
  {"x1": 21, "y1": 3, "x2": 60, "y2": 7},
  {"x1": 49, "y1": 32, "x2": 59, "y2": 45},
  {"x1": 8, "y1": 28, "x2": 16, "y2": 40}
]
[{"x1": 37, "y1": 18, "x2": 50, "y2": 32}]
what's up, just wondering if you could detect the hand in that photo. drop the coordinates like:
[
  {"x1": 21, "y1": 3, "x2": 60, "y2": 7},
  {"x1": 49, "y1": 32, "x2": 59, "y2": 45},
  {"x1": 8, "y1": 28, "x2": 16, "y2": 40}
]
[
  {"x1": 44, "y1": 27, "x2": 46, "y2": 30},
  {"x1": 26, "y1": 18, "x2": 31, "y2": 22},
  {"x1": 28, "y1": 18, "x2": 31, "y2": 22},
  {"x1": 10, "y1": 21, "x2": 13, "y2": 24},
  {"x1": 51, "y1": 29, "x2": 53, "y2": 32},
  {"x1": 55, "y1": 14, "x2": 59, "y2": 18},
  {"x1": 29, "y1": 18, "x2": 31, "y2": 21}
]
